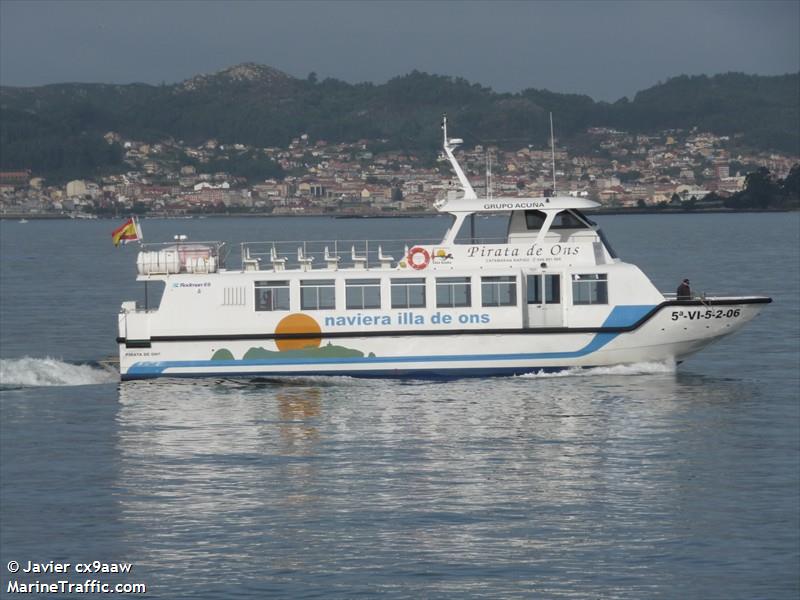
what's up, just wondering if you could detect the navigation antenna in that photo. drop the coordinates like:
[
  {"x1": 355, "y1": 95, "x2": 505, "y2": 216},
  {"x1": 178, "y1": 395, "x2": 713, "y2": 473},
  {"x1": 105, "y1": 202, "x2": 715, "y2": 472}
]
[{"x1": 550, "y1": 112, "x2": 557, "y2": 196}]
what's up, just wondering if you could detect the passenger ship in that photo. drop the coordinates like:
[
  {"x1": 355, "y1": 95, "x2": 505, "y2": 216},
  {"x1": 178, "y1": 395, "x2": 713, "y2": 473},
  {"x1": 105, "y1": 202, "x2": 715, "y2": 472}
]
[{"x1": 116, "y1": 119, "x2": 771, "y2": 380}]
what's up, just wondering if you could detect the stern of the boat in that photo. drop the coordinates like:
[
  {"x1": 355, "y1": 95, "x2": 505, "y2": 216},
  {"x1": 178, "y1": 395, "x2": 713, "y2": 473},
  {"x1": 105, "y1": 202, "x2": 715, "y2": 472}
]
[{"x1": 117, "y1": 301, "x2": 153, "y2": 379}]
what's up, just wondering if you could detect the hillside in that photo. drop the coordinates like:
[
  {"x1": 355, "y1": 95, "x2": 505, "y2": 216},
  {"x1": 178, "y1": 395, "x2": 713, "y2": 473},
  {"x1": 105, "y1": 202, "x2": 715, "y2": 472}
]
[{"x1": 1, "y1": 64, "x2": 797, "y2": 180}]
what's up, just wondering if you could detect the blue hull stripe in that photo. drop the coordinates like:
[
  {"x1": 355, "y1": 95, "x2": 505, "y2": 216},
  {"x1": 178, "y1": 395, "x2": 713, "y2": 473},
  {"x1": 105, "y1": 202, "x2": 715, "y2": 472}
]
[
  {"x1": 598, "y1": 305, "x2": 653, "y2": 327},
  {"x1": 126, "y1": 306, "x2": 652, "y2": 378},
  {"x1": 122, "y1": 365, "x2": 588, "y2": 381}
]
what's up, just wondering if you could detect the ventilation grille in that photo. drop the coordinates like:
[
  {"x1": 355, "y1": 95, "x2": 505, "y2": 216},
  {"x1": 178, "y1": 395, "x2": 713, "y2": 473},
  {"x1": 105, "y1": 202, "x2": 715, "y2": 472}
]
[{"x1": 222, "y1": 286, "x2": 247, "y2": 306}]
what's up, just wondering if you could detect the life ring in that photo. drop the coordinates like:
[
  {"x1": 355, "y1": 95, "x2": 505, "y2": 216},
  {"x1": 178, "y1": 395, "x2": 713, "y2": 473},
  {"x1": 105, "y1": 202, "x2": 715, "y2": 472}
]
[{"x1": 407, "y1": 246, "x2": 430, "y2": 270}]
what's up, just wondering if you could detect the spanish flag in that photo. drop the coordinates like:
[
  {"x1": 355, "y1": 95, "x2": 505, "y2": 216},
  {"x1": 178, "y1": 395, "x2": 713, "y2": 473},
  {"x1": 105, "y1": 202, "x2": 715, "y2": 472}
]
[{"x1": 111, "y1": 217, "x2": 141, "y2": 246}]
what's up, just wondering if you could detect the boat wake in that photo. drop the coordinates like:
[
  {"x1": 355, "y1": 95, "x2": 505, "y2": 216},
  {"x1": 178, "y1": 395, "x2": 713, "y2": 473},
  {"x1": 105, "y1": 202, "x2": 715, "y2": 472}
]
[
  {"x1": 0, "y1": 357, "x2": 118, "y2": 389},
  {"x1": 518, "y1": 360, "x2": 677, "y2": 379}
]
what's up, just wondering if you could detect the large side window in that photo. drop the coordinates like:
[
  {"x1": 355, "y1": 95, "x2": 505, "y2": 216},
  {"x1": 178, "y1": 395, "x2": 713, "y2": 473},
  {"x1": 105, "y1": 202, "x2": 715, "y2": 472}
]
[
  {"x1": 391, "y1": 278, "x2": 426, "y2": 309},
  {"x1": 552, "y1": 211, "x2": 588, "y2": 229},
  {"x1": 346, "y1": 279, "x2": 381, "y2": 309},
  {"x1": 525, "y1": 209, "x2": 590, "y2": 231},
  {"x1": 300, "y1": 279, "x2": 336, "y2": 310},
  {"x1": 525, "y1": 210, "x2": 547, "y2": 230},
  {"x1": 481, "y1": 276, "x2": 517, "y2": 307},
  {"x1": 255, "y1": 280, "x2": 290, "y2": 311},
  {"x1": 436, "y1": 277, "x2": 471, "y2": 308},
  {"x1": 527, "y1": 275, "x2": 560, "y2": 304},
  {"x1": 572, "y1": 274, "x2": 608, "y2": 305}
]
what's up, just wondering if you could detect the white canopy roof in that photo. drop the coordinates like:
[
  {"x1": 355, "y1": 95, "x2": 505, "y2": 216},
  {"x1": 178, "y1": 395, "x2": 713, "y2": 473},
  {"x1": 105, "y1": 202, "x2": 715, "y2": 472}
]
[{"x1": 436, "y1": 195, "x2": 600, "y2": 214}]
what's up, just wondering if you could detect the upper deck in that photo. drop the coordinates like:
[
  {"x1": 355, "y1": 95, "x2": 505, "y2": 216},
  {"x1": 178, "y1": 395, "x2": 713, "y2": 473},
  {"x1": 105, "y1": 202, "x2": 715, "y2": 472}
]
[{"x1": 134, "y1": 210, "x2": 617, "y2": 279}]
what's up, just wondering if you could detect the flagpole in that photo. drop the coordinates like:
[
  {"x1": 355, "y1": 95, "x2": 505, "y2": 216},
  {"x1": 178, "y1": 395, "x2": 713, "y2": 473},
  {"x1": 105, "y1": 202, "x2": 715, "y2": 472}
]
[{"x1": 134, "y1": 216, "x2": 144, "y2": 244}]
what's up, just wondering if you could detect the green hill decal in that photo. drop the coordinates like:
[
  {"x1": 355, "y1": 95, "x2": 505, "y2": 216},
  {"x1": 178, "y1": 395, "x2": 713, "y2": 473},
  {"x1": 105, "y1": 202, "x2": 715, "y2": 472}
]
[
  {"x1": 241, "y1": 342, "x2": 367, "y2": 361},
  {"x1": 211, "y1": 348, "x2": 235, "y2": 361}
]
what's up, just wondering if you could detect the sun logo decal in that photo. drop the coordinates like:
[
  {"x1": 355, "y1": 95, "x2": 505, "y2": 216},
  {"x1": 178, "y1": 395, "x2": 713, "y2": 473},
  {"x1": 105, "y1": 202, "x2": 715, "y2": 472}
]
[{"x1": 274, "y1": 313, "x2": 322, "y2": 351}]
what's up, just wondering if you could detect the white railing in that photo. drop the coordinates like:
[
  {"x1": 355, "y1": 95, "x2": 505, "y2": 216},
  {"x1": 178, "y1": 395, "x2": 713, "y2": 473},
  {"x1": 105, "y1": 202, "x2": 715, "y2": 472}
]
[
  {"x1": 662, "y1": 291, "x2": 718, "y2": 302},
  {"x1": 240, "y1": 238, "x2": 443, "y2": 271}
]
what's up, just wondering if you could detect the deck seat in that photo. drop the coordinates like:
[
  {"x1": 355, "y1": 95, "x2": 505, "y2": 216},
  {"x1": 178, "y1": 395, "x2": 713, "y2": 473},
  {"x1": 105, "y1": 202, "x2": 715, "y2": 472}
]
[
  {"x1": 351, "y1": 246, "x2": 367, "y2": 270},
  {"x1": 378, "y1": 246, "x2": 394, "y2": 269},
  {"x1": 243, "y1": 247, "x2": 260, "y2": 271},
  {"x1": 270, "y1": 246, "x2": 287, "y2": 271},
  {"x1": 298, "y1": 247, "x2": 314, "y2": 271},
  {"x1": 324, "y1": 246, "x2": 341, "y2": 271}
]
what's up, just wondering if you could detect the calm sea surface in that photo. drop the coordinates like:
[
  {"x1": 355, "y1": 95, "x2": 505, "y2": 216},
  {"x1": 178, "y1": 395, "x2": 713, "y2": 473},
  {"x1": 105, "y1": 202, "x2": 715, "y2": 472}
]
[{"x1": 1, "y1": 213, "x2": 798, "y2": 598}]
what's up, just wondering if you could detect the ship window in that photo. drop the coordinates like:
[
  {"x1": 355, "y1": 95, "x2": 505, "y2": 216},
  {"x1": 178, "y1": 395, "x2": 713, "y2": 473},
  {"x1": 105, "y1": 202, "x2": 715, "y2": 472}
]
[
  {"x1": 525, "y1": 209, "x2": 591, "y2": 230},
  {"x1": 436, "y1": 277, "x2": 471, "y2": 308},
  {"x1": 527, "y1": 275, "x2": 540, "y2": 303},
  {"x1": 546, "y1": 275, "x2": 561, "y2": 304},
  {"x1": 255, "y1": 280, "x2": 290, "y2": 311},
  {"x1": 346, "y1": 278, "x2": 381, "y2": 309},
  {"x1": 391, "y1": 278, "x2": 426, "y2": 309},
  {"x1": 552, "y1": 211, "x2": 587, "y2": 229},
  {"x1": 525, "y1": 210, "x2": 547, "y2": 230},
  {"x1": 527, "y1": 275, "x2": 560, "y2": 304},
  {"x1": 481, "y1": 276, "x2": 517, "y2": 307},
  {"x1": 572, "y1": 273, "x2": 608, "y2": 305},
  {"x1": 300, "y1": 279, "x2": 336, "y2": 310}
]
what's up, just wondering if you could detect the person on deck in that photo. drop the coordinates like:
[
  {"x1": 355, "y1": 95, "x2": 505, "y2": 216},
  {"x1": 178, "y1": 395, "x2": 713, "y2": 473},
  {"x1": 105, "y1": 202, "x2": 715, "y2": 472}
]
[{"x1": 677, "y1": 278, "x2": 692, "y2": 300}]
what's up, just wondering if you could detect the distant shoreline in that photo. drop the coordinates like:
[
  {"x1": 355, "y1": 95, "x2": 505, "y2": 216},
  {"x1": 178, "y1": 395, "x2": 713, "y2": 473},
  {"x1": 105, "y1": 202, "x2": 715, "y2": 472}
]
[{"x1": 0, "y1": 207, "x2": 795, "y2": 220}]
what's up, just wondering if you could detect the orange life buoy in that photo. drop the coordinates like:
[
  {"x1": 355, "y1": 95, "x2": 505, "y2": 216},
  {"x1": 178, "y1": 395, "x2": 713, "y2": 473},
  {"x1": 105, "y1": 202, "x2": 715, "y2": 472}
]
[{"x1": 407, "y1": 246, "x2": 430, "y2": 270}]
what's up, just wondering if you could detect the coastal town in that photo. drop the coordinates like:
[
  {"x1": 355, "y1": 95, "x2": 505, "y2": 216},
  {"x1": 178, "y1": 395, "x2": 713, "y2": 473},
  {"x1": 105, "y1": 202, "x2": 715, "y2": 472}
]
[{"x1": 1, "y1": 124, "x2": 797, "y2": 218}]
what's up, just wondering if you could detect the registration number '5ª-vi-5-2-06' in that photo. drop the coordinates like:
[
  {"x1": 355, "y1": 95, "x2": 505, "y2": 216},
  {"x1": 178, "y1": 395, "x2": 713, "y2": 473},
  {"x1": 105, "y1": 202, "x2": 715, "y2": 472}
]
[{"x1": 671, "y1": 309, "x2": 741, "y2": 321}]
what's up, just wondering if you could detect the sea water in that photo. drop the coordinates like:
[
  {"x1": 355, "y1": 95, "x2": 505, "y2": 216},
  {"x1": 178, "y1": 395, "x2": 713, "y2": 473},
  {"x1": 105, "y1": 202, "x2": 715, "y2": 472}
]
[{"x1": 1, "y1": 214, "x2": 798, "y2": 598}]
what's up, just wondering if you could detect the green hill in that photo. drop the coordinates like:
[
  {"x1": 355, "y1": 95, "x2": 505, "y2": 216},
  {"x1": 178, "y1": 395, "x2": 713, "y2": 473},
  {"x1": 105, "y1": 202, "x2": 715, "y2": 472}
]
[
  {"x1": 605, "y1": 73, "x2": 799, "y2": 155},
  {"x1": 1, "y1": 64, "x2": 797, "y2": 181}
]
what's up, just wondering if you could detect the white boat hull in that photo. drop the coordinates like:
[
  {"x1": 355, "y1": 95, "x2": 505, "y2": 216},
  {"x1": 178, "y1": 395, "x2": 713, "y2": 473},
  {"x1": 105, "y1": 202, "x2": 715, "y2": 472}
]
[{"x1": 119, "y1": 299, "x2": 767, "y2": 380}]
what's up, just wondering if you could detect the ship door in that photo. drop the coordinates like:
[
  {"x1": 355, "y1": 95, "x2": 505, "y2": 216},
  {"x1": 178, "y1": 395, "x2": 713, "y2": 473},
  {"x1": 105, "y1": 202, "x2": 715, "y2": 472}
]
[{"x1": 525, "y1": 273, "x2": 563, "y2": 328}]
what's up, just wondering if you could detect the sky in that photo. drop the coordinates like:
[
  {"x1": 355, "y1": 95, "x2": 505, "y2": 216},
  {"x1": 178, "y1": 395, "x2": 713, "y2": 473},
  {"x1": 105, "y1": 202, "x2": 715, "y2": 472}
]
[{"x1": 0, "y1": 0, "x2": 798, "y2": 101}]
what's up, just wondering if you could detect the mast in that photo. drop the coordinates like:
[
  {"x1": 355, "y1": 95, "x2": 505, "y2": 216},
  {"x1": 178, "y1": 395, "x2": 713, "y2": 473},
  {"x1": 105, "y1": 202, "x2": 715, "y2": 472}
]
[{"x1": 441, "y1": 114, "x2": 477, "y2": 200}]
